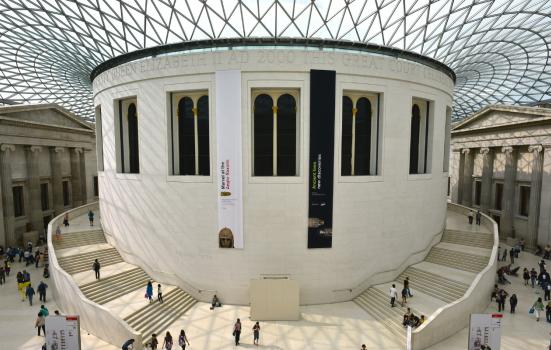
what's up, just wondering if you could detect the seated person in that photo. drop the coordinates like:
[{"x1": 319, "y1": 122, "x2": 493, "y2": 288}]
[
  {"x1": 210, "y1": 294, "x2": 221, "y2": 309},
  {"x1": 418, "y1": 315, "x2": 425, "y2": 326},
  {"x1": 508, "y1": 265, "x2": 520, "y2": 276},
  {"x1": 409, "y1": 314, "x2": 420, "y2": 327},
  {"x1": 43, "y1": 264, "x2": 50, "y2": 279},
  {"x1": 402, "y1": 308, "x2": 412, "y2": 326}
]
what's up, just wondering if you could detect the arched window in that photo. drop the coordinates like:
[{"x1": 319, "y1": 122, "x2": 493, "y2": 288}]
[
  {"x1": 341, "y1": 93, "x2": 380, "y2": 176},
  {"x1": 116, "y1": 98, "x2": 139, "y2": 174},
  {"x1": 127, "y1": 103, "x2": 139, "y2": 173},
  {"x1": 253, "y1": 94, "x2": 274, "y2": 176},
  {"x1": 178, "y1": 97, "x2": 194, "y2": 175},
  {"x1": 169, "y1": 91, "x2": 210, "y2": 176},
  {"x1": 276, "y1": 94, "x2": 296, "y2": 176},
  {"x1": 410, "y1": 104, "x2": 421, "y2": 174}
]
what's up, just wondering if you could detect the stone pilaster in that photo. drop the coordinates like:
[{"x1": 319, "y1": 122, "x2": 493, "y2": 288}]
[
  {"x1": 79, "y1": 150, "x2": 87, "y2": 204},
  {"x1": 1, "y1": 144, "x2": 16, "y2": 246},
  {"x1": 50, "y1": 147, "x2": 65, "y2": 215},
  {"x1": 538, "y1": 145, "x2": 551, "y2": 246},
  {"x1": 70, "y1": 147, "x2": 83, "y2": 207},
  {"x1": 26, "y1": 145, "x2": 44, "y2": 233},
  {"x1": 527, "y1": 145, "x2": 544, "y2": 249},
  {"x1": 461, "y1": 148, "x2": 474, "y2": 207},
  {"x1": 501, "y1": 146, "x2": 517, "y2": 239},
  {"x1": 480, "y1": 147, "x2": 494, "y2": 213}
]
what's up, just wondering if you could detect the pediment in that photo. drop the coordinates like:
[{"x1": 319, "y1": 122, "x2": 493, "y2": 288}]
[
  {"x1": 453, "y1": 105, "x2": 551, "y2": 132},
  {"x1": 0, "y1": 104, "x2": 92, "y2": 130}
]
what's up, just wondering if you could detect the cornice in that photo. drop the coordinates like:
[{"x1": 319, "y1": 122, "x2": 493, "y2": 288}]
[{"x1": 0, "y1": 115, "x2": 94, "y2": 135}]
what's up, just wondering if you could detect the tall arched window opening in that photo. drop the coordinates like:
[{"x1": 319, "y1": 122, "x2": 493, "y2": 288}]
[
  {"x1": 115, "y1": 98, "x2": 139, "y2": 174},
  {"x1": 341, "y1": 92, "x2": 380, "y2": 176},
  {"x1": 276, "y1": 94, "x2": 297, "y2": 176},
  {"x1": 409, "y1": 98, "x2": 433, "y2": 174},
  {"x1": 169, "y1": 91, "x2": 210, "y2": 176}
]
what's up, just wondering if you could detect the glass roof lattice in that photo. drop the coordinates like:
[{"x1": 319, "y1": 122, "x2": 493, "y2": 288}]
[{"x1": 0, "y1": 0, "x2": 550, "y2": 122}]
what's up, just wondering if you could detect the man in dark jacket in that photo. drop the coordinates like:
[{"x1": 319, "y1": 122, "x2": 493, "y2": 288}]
[
  {"x1": 93, "y1": 259, "x2": 100, "y2": 279},
  {"x1": 37, "y1": 281, "x2": 48, "y2": 302}
]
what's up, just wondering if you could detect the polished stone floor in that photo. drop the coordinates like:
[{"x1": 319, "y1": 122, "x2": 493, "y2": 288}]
[{"x1": 1, "y1": 212, "x2": 550, "y2": 349}]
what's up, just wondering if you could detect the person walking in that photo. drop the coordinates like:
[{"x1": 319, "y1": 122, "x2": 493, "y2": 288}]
[
  {"x1": 157, "y1": 284, "x2": 164, "y2": 303},
  {"x1": 523, "y1": 268, "x2": 530, "y2": 286},
  {"x1": 509, "y1": 248, "x2": 515, "y2": 264},
  {"x1": 401, "y1": 286, "x2": 408, "y2": 307},
  {"x1": 468, "y1": 210, "x2": 474, "y2": 224},
  {"x1": 178, "y1": 329, "x2": 190, "y2": 350},
  {"x1": 253, "y1": 321, "x2": 260, "y2": 346},
  {"x1": 37, "y1": 281, "x2": 48, "y2": 302},
  {"x1": 4, "y1": 260, "x2": 10, "y2": 276},
  {"x1": 496, "y1": 289, "x2": 507, "y2": 312},
  {"x1": 162, "y1": 331, "x2": 173, "y2": 350},
  {"x1": 63, "y1": 213, "x2": 69, "y2": 227},
  {"x1": 146, "y1": 281, "x2": 153, "y2": 303},
  {"x1": 93, "y1": 259, "x2": 100, "y2": 280},
  {"x1": 35, "y1": 312, "x2": 46, "y2": 336},
  {"x1": 475, "y1": 210, "x2": 481, "y2": 225},
  {"x1": 233, "y1": 318, "x2": 242, "y2": 346},
  {"x1": 404, "y1": 277, "x2": 413, "y2": 297},
  {"x1": 40, "y1": 304, "x2": 49, "y2": 317},
  {"x1": 26, "y1": 283, "x2": 35, "y2": 306},
  {"x1": 532, "y1": 297, "x2": 545, "y2": 321},
  {"x1": 150, "y1": 333, "x2": 158, "y2": 350},
  {"x1": 0, "y1": 266, "x2": 5, "y2": 285},
  {"x1": 88, "y1": 210, "x2": 95, "y2": 226},
  {"x1": 531, "y1": 268, "x2": 538, "y2": 288},
  {"x1": 546, "y1": 283, "x2": 551, "y2": 302},
  {"x1": 35, "y1": 250, "x2": 41, "y2": 268},
  {"x1": 55, "y1": 225, "x2": 62, "y2": 241},
  {"x1": 510, "y1": 294, "x2": 518, "y2": 314},
  {"x1": 389, "y1": 284, "x2": 398, "y2": 307},
  {"x1": 501, "y1": 248, "x2": 507, "y2": 262}
]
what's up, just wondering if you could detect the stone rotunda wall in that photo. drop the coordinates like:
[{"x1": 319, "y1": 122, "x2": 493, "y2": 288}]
[{"x1": 92, "y1": 48, "x2": 454, "y2": 304}]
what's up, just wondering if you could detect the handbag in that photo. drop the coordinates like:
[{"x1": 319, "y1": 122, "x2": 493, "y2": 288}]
[
  {"x1": 232, "y1": 331, "x2": 236, "y2": 336},
  {"x1": 529, "y1": 307, "x2": 535, "y2": 314}
]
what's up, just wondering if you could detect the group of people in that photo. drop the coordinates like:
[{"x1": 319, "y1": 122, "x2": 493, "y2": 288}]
[
  {"x1": 401, "y1": 307, "x2": 425, "y2": 328},
  {"x1": 144, "y1": 281, "x2": 165, "y2": 303},
  {"x1": 467, "y1": 210, "x2": 482, "y2": 225},
  {"x1": 389, "y1": 277, "x2": 413, "y2": 308}
]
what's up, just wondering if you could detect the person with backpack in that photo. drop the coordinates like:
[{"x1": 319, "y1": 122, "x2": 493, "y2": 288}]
[
  {"x1": 35, "y1": 311, "x2": 46, "y2": 336},
  {"x1": 37, "y1": 281, "x2": 48, "y2": 302},
  {"x1": 178, "y1": 329, "x2": 190, "y2": 349},
  {"x1": 121, "y1": 338, "x2": 135, "y2": 350},
  {"x1": 40, "y1": 304, "x2": 49, "y2": 317},
  {"x1": 93, "y1": 259, "x2": 100, "y2": 279}
]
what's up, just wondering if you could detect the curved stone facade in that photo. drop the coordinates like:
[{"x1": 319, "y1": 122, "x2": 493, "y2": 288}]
[{"x1": 93, "y1": 48, "x2": 454, "y2": 304}]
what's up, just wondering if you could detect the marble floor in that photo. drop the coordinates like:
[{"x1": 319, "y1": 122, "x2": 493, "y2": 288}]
[{"x1": 1, "y1": 212, "x2": 550, "y2": 349}]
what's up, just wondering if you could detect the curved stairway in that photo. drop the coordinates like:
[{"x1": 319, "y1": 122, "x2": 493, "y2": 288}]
[
  {"x1": 53, "y1": 226, "x2": 197, "y2": 347},
  {"x1": 353, "y1": 226, "x2": 493, "y2": 346}
]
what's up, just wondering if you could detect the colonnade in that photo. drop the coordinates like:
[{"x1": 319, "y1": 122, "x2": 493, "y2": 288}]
[
  {"x1": 0, "y1": 144, "x2": 87, "y2": 246},
  {"x1": 457, "y1": 144, "x2": 544, "y2": 249}
]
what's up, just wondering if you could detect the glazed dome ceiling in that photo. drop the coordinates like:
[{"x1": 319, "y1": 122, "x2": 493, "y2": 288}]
[{"x1": 0, "y1": 0, "x2": 550, "y2": 122}]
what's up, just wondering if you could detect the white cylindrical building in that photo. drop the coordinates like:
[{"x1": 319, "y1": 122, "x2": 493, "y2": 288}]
[{"x1": 92, "y1": 39, "x2": 455, "y2": 304}]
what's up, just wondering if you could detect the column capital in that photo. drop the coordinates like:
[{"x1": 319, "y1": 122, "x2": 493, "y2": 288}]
[
  {"x1": 528, "y1": 144, "x2": 543, "y2": 154},
  {"x1": 0, "y1": 144, "x2": 15, "y2": 152},
  {"x1": 461, "y1": 148, "x2": 471, "y2": 155},
  {"x1": 71, "y1": 147, "x2": 83, "y2": 154},
  {"x1": 479, "y1": 147, "x2": 491, "y2": 155},
  {"x1": 502, "y1": 146, "x2": 514, "y2": 154},
  {"x1": 27, "y1": 145, "x2": 43, "y2": 153},
  {"x1": 53, "y1": 146, "x2": 66, "y2": 153}
]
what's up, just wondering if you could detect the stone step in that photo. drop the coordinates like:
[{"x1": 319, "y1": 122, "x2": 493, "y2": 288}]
[
  {"x1": 58, "y1": 248, "x2": 123, "y2": 274},
  {"x1": 80, "y1": 268, "x2": 150, "y2": 305},
  {"x1": 441, "y1": 230, "x2": 493, "y2": 249},
  {"x1": 425, "y1": 247, "x2": 488, "y2": 273},
  {"x1": 397, "y1": 267, "x2": 468, "y2": 303}
]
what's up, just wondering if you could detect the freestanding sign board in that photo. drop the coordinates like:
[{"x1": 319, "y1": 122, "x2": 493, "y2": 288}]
[
  {"x1": 45, "y1": 315, "x2": 81, "y2": 350},
  {"x1": 468, "y1": 313, "x2": 502, "y2": 350}
]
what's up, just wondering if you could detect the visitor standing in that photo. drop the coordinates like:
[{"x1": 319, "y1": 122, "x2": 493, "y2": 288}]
[
  {"x1": 0, "y1": 266, "x2": 5, "y2": 285},
  {"x1": 37, "y1": 281, "x2": 48, "y2": 302},
  {"x1": 178, "y1": 329, "x2": 190, "y2": 350},
  {"x1": 510, "y1": 294, "x2": 518, "y2": 314},
  {"x1": 496, "y1": 289, "x2": 507, "y2": 312},
  {"x1": 157, "y1": 284, "x2": 163, "y2": 303},
  {"x1": 4, "y1": 260, "x2": 10, "y2": 276},
  {"x1": 546, "y1": 283, "x2": 551, "y2": 301},
  {"x1": 233, "y1": 318, "x2": 241, "y2": 346},
  {"x1": 523, "y1": 268, "x2": 530, "y2": 286},
  {"x1": 389, "y1": 284, "x2": 397, "y2": 307},
  {"x1": 253, "y1": 321, "x2": 260, "y2": 346},
  {"x1": 93, "y1": 259, "x2": 100, "y2": 279},
  {"x1": 150, "y1": 333, "x2": 158, "y2": 350},
  {"x1": 532, "y1": 297, "x2": 545, "y2": 321},
  {"x1": 146, "y1": 281, "x2": 153, "y2": 302},
  {"x1": 509, "y1": 248, "x2": 515, "y2": 264},
  {"x1": 475, "y1": 210, "x2": 481, "y2": 225},
  {"x1": 35, "y1": 312, "x2": 46, "y2": 336},
  {"x1": 55, "y1": 226, "x2": 62, "y2": 241},
  {"x1": 26, "y1": 283, "x2": 35, "y2": 306},
  {"x1": 531, "y1": 268, "x2": 538, "y2": 288},
  {"x1": 404, "y1": 277, "x2": 413, "y2": 297},
  {"x1": 546, "y1": 302, "x2": 551, "y2": 323},
  {"x1": 88, "y1": 210, "x2": 95, "y2": 226},
  {"x1": 162, "y1": 331, "x2": 173, "y2": 350},
  {"x1": 468, "y1": 210, "x2": 474, "y2": 224},
  {"x1": 63, "y1": 213, "x2": 69, "y2": 227},
  {"x1": 501, "y1": 248, "x2": 507, "y2": 262}
]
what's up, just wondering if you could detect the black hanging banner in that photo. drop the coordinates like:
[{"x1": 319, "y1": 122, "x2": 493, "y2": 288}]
[{"x1": 307, "y1": 69, "x2": 336, "y2": 248}]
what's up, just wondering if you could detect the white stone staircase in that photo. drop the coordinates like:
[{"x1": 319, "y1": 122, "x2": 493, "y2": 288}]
[
  {"x1": 353, "y1": 228, "x2": 491, "y2": 346},
  {"x1": 52, "y1": 227, "x2": 197, "y2": 347}
]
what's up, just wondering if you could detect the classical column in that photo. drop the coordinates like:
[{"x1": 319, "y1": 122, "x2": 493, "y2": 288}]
[
  {"x1": 26, "y1": 146, "x2": 44, "y2": 233},
  {"x1": 501, "y1": 146, "x2": 518, "y2": 239},
  {"x1": 79, "y1": 150, "x2": 87, "y2": 204},
  {"x1": 527, "y1": 145, "x2": 544, "y2": 249},
  {"x1": 50, "y1": 147, "x2": 65, "y2": 215},
  {"x1": 461, "y1": 148, "x2": 474, "y2": 207},
  {"x1": 456, "y1": 150, "x2": 465, "y2": 203},
  {"x1": 538, "y1": 145, "x2": 551, "y2": 246},
  {"x1": 70, "y1": 147, "x2": 83, "y2": 207},
  {"x1": 1, "y1": 144, "x2": 16, "y2": 246},
  {"x1": 480, "y1": 147, "x2": 494, "y2": 213}
]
